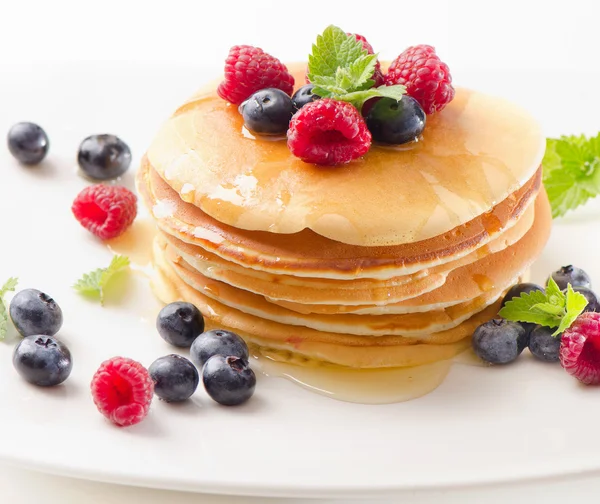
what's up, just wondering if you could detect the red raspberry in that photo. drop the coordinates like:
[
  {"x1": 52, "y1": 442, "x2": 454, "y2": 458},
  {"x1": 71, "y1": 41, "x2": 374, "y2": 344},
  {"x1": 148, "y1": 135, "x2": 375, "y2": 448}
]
[
  {"x1": 91, "y1": 357, "x2": 154, "y2": 427},
  {"x1": 72, "y1": 184, "x2": 137, "y2": 240},
  {"x1": 217, "y1": 45, "x2": 294, "y2": 105},
  {"x1": 385, "y1": 44, "x2": 455, "y2": 114},
  {"x1": 348, "y1": 33, "x2": 384, "y2": 87},
  {"x1": 287, "y1": 99, "x2": 371, "y2": 166},
  {"x1": 560, "y1": 312, "x2": 600, "y2": 385}
]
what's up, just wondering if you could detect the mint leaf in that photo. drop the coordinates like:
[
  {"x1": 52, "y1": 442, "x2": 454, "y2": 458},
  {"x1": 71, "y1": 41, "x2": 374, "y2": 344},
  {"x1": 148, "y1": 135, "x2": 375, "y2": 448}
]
[
  {"x1": 0, "y1": 277, "x2": 18, "y2": 340},
  {"x1": 499, "y1": 281, "x2": 588, "y2": 335},
  {"x1": 347, "y1": 54, "x2": 378, "y2": 90},
  {"x1": 74, "y1": 255, "x2": 130, "y2": 305},
  {"x1": 543, "y1": 133, "x2": 600, "y2": 218},
  {"x1": 307, "y1": 25, "x2": 366, "y2": 80}
]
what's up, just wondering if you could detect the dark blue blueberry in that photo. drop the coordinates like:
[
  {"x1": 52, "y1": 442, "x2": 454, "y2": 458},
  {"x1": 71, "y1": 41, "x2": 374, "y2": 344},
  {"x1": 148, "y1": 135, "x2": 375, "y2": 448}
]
[
  {"x1": 7, "y1": 122, "x2": 49, "y2": 165},
  {"x1": 77, "y1": 134, "x2": 132, "y2": 180},
  {"x1": 241, "y1": 88, "x2": 295, "y2": 135},
  {"x1": 528, "y1": 325, "x2": 561, "y2": 363},
  {"x1": 472, "y1": 318, "x2": 527, "y2": 364},
  {"x1": 291, "y1": 84, "x2": 320, "y2": 110},
  {"x1": 149, "y1": 354, "x2": 199, "y2": 402},
  {"x1": 501, "y1": 282, "x2": 544, "y2": 308},
  {"x1": 562, "y1": 286, "x2": 600, "y2": 313},
  {"x1": 202, "y1": 355, "x2": 256, "y2": 406},
  {"x1": 9, "y1": 289, "x2": 63, "y2": 337},
  {"x1": 13, "y1": 336, "x2": 72, "y2": 386},
  {"x1": 364, "y1": 96, "x2": 426, "y2": 145},
  {"x1": 190, "y1": 329, "x2": 249, "y2": 368},
  {"x1": 156, "y1": 302, "x2": 204, "y2": 348},
  {"x1": 549, "y1": 265, "x2": 591, "y2": 290}
]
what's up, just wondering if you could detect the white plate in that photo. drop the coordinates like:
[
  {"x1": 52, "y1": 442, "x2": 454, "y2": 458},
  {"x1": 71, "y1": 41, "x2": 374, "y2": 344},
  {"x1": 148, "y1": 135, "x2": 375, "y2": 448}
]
[{"x1": 1, "y1": 62, "x2": 600, "y2": 500}]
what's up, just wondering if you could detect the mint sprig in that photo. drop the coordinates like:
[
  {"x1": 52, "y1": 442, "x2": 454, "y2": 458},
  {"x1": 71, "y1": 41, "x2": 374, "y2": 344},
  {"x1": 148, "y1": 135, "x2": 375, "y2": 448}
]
[
  {"x1": 0, "y1": 277, "x2": 18, "y2": 340},
  {"x1": 498, "y1": 278, "x2": 588, "y2": 335},
  {"x1": 73, "y1": 255, "x2": 130, "y2": 305},
  {"x1": 307, "y1": 25, "x2": 405, "y2": 109},
  {"x1": 543, "y1": 132, "x2": 600, "y2": 218}
]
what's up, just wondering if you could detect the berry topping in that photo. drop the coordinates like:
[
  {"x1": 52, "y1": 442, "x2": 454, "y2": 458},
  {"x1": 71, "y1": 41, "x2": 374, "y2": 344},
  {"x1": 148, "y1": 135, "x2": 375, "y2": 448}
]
[
  {"x1": 549, "y1": 265, "x2": 592, "y2": 290},
  {"x1": 77, "y1": 134, "x2": 132, "y2": 181},
  {"x1": 365, "y1": 96, "x2": 426, "y2": 145},
  {"x1": 7, "y1": 122, "x2": 49, "y2": 165},
  {"x1": 71, "y1": 184, "x2": 137, "y2": 240},
  {"x1": 569, "y1": 286, "x2": 600, "y2": 312},
  {"x1": 156, "y1": 302, "x2": 205, "y2": 348},
  {"x1": 9, "y1": 288, "x2": 63, "y2": 337},
  {"x1": 217, "y1": 45, "x2": 294, "y2": 105},
  {"x1": 348, "y1": 33, "x2": 384, "y2": 87},
  {"x1": 190, "y1": 329, "x2": 249, "y2": 368},
  {"x1": 91, "y1": 357, "x2": 154, "y2": 427},
  {"x1": 149, "y1": 354, "x2": 199, "y2": 403},
  {"x1": 13, "y1": 336, "x2": 72, "y2": 387},
  {"x1": 202, "y1": 355, "x2": 256, "y2": 406},
  {"x1": 291, "y1": 84, "x2": 320, "y2": 110},
  {"x1": 500, "y1": 282, "x2": 544, "y2": 308},
  {"x1": 528, "y1": 325, "x2": 561, "y2": 363},
  {"x1": 472, "y1": 318, "x2": 528, "y2": 364},
  {"x1": 560, "y1": 312, "x2": 600, "y2": 385},
  {"x1": 287, "y1": 99, "x2": 372, "y2": 165},
  {"x1": 385, "y1": 44, "x2": 454, "y2": 114},
  {"x1": 241, "y1": 88, "x2": 295, "y2": 135}
]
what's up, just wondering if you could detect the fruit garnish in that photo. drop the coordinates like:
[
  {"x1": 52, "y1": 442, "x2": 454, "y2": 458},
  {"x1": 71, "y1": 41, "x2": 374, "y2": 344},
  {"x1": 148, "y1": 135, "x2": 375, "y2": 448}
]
[
  {"x1": 560, "y1": 312, "x2": 600, "y2": 384},
  {"x1": 348, "y1": 33, "x2": 384, "y2": 87},
  {"x1": 71, "y1": 184, "x2": 137, "y2": 240},
  {"x1": 91, "y1": 356, "x2": 154, "y2": 427},
  {"x1": 307, "y1": 25, "x2": 405, "y2": 110},
  {"x1": 202, "y1": 355, "x2": 256, "y2": 406},
  {"x1": 500, "y1": 282, "x2": 544, "y2": 308},
  {"x1": 549, "y1": 264, "x2": 591, "y2": 290},
  {"x1": 0, "y1": 277, "x2": 18, "y2": 340},
  {"x1": 10, "y1": 288, "x2": 63, "y2": 337},
  {"x1": 385, "y1": 44, "x2": 455, "y2": 114},
  {"x1": 217, "y1": 45, "x2": 294, "y2": 105},
  {"x1": 149, "y1": 354, "x2": 199, "y2": 403},
  {"x1": 291, "y1": 84, "x2": 320, "y2": 110},
  {"x1": 77, "y1": 134, "x2": 132, "y2": 181},
  {"x1": 190, "y1": 329, "x2": 249, "y2": 368},
  {"x1": 73, "y1": 255, "x2": 130, "y2": 305},
  {"x1": 240, "y1": 88, "x2": 295, "y2": 135},
  {"x1": 156, "y1": 301, "x2": 205, "y2": 348},
  {"x1": 529, "y1": 325, "x2": 561, "y2": 363},
  {"x1": 7, "y1": 122, "x2": 49, "y2": 165},
  {"x1": 364, "y1": 96, "x2": 426, "y2": 145},
  {"x1": 287, "y1": 99, "x2": 372, "y2": 165},
  {"x1": 542, "y1": 132, "x2": 600, "y2": 218},
  {"x1": 471, "y1": 318, "x2": 528, "y2": 364},
  {"x1": 13, "y1": 336, "x2": 72, "y2": 387},
  {"x1": 499, "y1": 277, "x2": 588, "y2": 336}
]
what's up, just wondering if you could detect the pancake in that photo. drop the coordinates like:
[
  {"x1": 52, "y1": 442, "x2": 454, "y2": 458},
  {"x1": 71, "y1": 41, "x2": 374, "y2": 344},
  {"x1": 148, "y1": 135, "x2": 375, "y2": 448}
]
[{"x1": 146, "y1": 64, "x2": 545, "y2": 247}]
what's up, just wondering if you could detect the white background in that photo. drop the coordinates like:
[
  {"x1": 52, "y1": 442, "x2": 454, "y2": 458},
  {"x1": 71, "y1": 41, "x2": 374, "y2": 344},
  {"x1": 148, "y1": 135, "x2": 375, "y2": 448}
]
[{"x1": 1, "y1": 0, "x2": 599, "y2": 502}]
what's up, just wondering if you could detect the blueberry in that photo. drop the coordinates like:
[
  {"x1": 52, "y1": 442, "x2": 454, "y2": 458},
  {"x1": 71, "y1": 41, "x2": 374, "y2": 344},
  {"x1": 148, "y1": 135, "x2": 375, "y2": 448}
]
[
  {"x1": 202, "y1": 355, "x2": 256, "y2": 406},
  {"x1": 190, "y1": 329, "x2": 249, "y2": 368},
  {"x1": 291, "y1": 84, "x2": 320, "y2": 110},
  {"x1": 77, "y1": 134, "x2": 132, "y2": 180},
  {"x1": 472, "y1": 318, "x2": 527, "y2": 364},
  {"x1": 13, "y1": 335, "x2": 72, "y2": 386},
  {"x1": 528, "y1": 325, "x2": 561, "y2": 363},
  {"x1": 149, "y1": 354, "x2": 199, "y2": 402},
  {"x1": 566, "y1": 286, "x2": 600, "y2": 312},
  {"x1": 549, "y1": 265, "x2": 591, "y2": 290},
  {"x1": 500, "y1": 282, "x2": 544, "y2": 308},
  {"x1": 7, "y1": 122, "x2": 49, "y2": 165},
  {"x1": 9, "y1": 289, "x2": 63, "y2": 337},
  {"x1": 156, "y1": 302, "x2": 204, "y2": 348},
  {"x1": 365, "y1": 96, "x2": 426, "y2": 145},
  {"x1": 241, "y1": 88, "x2": 295, "y2": 135}
]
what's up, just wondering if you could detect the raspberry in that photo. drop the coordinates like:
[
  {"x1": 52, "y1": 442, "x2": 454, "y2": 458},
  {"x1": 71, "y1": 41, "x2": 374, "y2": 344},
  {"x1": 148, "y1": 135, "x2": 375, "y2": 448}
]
[
  {"x1": 348, "y1": 33, "x2": 384, "y2": 87},
  {"x1": 91, "y1": 357, "x2": 154, "y2": 427},
  {"x1": 287, "y1": 99, "x2": 371, "y2": 166},
  {"x1": 72, "y1": 184, "x2": 137, "y2": 240},
  {"x1": 217, "y1": 45, "x2": 295, "y2": 105},
  {"x1": 385, "y1": 45, "x2": 455, "y2": 114},
  {"x1": 560, "y1": 312, "x2": 600, "y2": 385}
]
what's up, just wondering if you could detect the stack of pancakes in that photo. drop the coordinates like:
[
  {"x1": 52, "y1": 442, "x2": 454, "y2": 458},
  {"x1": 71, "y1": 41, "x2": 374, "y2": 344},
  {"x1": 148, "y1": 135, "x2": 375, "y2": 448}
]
[{"x1": 138, "y1": 64, "x2": 551, "y2": 370}]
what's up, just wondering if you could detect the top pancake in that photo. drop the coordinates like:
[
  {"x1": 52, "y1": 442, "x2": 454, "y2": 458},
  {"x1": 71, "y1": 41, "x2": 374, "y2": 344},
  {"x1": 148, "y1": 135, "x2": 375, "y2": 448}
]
[{"x1": 146, "y1": 63, "x2": 545, "y2": 247}]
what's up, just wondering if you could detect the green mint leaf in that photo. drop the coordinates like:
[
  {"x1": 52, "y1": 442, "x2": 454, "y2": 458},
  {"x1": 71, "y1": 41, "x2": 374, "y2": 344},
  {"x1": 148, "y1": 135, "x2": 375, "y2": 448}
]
[
  {"x1": 347, "y1": 54, "x2": 378, "y2": 91},
  {"x1": 545, "y1": 277, "x2": 563, "y2": 303},
  {"x1": 499, "y1": 290, "x2": 561, "y2": 328},
  {"x1": 543, "y1": 133, "x2": 600, "y2": 218},
  {"x1": 307, "y1": 25, "x2": 367, "y2": 82},
  {"x1": 73, "y1": 255, "x2": 130, "y2": 305},
  {"x1": 334, "y1": 85, "x2": 407, "y2": 110},
  {"x1": 0, "y1": 277, "x2": 18, "y2": 340},
  {"x1": 530, "y1": 302, "x2": 564, "y2": 316},
  {"x1": 554, "y1": 285, "x2": 588, "y2": 335}
]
